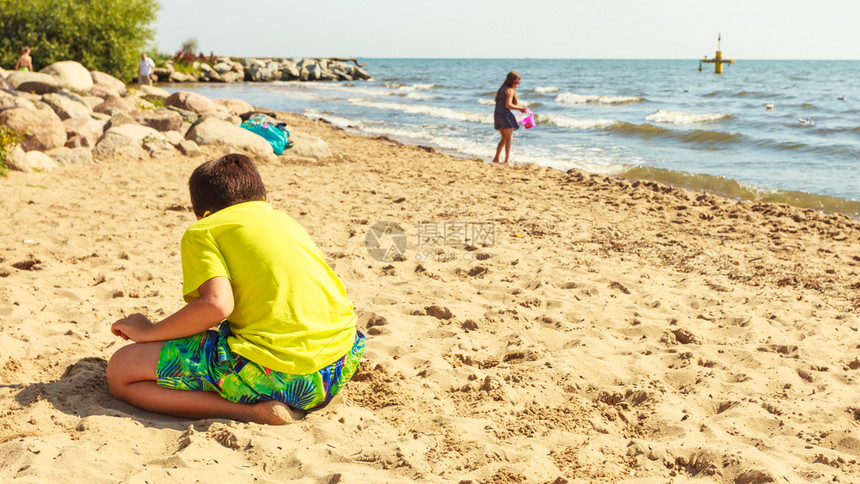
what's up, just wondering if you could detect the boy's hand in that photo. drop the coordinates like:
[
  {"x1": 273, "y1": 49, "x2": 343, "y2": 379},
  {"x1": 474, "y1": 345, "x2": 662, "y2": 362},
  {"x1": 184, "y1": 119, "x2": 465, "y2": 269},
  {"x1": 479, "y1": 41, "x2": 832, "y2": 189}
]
[{"x1": 111, "y1": 313, "x2": 154, "y2": 342}]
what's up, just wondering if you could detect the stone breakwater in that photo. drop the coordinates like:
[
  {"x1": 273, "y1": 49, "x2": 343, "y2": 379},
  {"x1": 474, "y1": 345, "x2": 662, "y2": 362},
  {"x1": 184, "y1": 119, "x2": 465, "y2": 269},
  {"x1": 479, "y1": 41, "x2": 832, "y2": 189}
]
[
  {"x1": 0, "y1": 60, "x2": 333, "y2": 173},
  {"x1": 154, "y1": 57, "x2": 372, "y2": 83}
]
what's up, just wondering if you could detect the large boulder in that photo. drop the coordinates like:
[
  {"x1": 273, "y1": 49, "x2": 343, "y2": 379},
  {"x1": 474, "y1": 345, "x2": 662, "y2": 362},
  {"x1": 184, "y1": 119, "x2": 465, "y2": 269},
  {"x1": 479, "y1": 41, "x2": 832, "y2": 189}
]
[
  {"x1": 213, "y1": 62, "x2": 233, "y2": 74},
  {"x1": 139, "y1": 84, "x2": 171, "y2": 99},
  {"x1": 6, "y1": 71, "x2": 59, "y2": 94},
  {"x1": 90, "y1": 71, "x2": 126, "y2": 95},
  {"x1": 0, "y1": 108, "x2": 66, "y2": 151},
  {"x1": 62, "y1": 116, "x2": 105, "y2": 148},
  {"x1": 185, "y1": 117, "x2": 273, "y2": 160},
  {"x1": 93, "y1": 123, "x2": 165, "y2": 161},
  {"x1": 88, "y1": 85, "x2": 121, "y2": 99},
  {"x1": 42, "y1": 91, "x2": 92, "y2": 120},
  {"x1": 46, "y1": 147, "x2": 93, "y2": 165},
  {"x1": 0, "y1": 74, "x2": 16, "y2": 95},
  {"x1": 286, "y1": 132, "x2": 331, "y2": 160},
  {"x1": 136, "y1": 109, "x2": 183, "y2": 132},
  {"x1": 0, "y1": 67, "x2": 7, "y2": 79},
  {"x1": 5, "y1": 146, "x2": 59, "y2": 172},
  {"x1": 40, "y1": 61, "x2": 93, "y2": 93},
  {"x1": 214, "y1": 98, "x2": 254, "y2": 117},
  {"x1": 169, "y1": 71, "x2": 197, "y2": 83},
  {"x1": 220, "y1": 71, "x2": 244, "y2": 83},
  {"x1": 104, "y1": 112, "x2": 139, "y2": 131},
  {"x1": 249, "y1": 67, "x2": 275, "y2": 82},
  {"x1": 165, "y1": 91, "x2": 223, "y2": 116},
  {"x1": 93, "y1": 94, "x2": 136, "y2": 116},
  {"x1": 0, "y1": 96, "x2": 36, "y2": 112}
]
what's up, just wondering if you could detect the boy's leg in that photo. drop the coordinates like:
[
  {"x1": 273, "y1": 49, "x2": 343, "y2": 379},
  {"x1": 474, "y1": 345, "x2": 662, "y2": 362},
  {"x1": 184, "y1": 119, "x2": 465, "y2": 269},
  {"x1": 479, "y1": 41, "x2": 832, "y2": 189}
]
[{"x1": 106, "y1": 342, "x2": 302, "y2": 424}]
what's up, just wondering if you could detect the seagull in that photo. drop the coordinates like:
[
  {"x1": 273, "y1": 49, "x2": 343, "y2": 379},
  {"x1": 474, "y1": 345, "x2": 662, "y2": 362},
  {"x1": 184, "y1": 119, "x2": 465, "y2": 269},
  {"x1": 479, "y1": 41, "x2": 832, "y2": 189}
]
[
  {"x1": 837, "y1": 95, "x2": 846, "y2": 101},
  {"x1": 765, "y1": 103, "x2": 774, "y2": 110},
  {"x1": 798, "y1": 117, "x2": 814, "y2": 126}
]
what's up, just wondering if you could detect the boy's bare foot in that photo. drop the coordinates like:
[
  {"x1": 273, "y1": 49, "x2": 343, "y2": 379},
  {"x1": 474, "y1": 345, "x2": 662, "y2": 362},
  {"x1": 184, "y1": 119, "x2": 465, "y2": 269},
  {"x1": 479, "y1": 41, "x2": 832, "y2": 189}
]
[{"x1": 252, "y1": 400, "x2": 305, "y2": 425}]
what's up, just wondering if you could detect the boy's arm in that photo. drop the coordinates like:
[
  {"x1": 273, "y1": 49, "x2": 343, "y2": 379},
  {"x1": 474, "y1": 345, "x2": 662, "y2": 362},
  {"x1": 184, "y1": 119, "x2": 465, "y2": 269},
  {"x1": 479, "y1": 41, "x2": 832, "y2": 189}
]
[{"x1": 111, "y1": 276, "x2": 234, "y2": 343}]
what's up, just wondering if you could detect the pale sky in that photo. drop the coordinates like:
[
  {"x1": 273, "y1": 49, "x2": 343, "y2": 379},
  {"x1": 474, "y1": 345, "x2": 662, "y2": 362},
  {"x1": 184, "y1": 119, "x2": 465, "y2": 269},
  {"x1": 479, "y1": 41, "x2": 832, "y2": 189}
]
[{"x1": 155, "y1": 1, "x2": 859, "y2": 59}]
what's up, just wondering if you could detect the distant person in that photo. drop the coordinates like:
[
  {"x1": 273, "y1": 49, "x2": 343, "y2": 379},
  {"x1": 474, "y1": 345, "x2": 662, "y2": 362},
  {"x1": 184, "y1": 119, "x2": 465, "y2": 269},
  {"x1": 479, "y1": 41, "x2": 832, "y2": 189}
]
[
  {"x1": 14, "y1": 46, "x2": 33, "y2": 72},
  {"x1": 107, "y1": 154, "x2": 365, "y2": 424},
  {"x1": 492, "y1": 71, "x2": 529, "y2": 164},
  {"x1": 138, "y1": 53, "x2": 155, "y2": 85}
]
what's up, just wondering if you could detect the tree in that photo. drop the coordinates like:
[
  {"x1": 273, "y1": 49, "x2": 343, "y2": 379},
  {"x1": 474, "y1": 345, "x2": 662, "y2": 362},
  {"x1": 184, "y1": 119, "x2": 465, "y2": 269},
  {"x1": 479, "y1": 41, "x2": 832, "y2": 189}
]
[{"x1": 0, "y1": 0, "x2": 160, "y2": 81}]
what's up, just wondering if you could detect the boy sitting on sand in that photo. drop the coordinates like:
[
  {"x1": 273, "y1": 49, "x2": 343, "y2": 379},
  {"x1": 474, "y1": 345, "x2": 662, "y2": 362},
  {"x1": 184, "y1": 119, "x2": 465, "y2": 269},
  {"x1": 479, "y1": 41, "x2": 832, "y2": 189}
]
[{"x1": 107, "y1": 153, "x2": 365, "y2": 424}]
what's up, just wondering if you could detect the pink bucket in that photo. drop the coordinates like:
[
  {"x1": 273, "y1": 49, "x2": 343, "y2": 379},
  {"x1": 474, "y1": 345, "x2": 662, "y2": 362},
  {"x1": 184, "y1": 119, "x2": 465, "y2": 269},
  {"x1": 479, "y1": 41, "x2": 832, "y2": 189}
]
[{"x1": 519, "y1": 109, "x2": 535, "y2": 129}]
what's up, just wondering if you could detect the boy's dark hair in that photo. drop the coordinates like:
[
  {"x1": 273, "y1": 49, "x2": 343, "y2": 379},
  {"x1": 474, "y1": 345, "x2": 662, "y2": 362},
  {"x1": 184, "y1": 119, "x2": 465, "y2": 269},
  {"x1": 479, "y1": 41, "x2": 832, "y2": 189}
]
[{"x1": 188, "y1": 154, "x2": 267, "y2": 217}]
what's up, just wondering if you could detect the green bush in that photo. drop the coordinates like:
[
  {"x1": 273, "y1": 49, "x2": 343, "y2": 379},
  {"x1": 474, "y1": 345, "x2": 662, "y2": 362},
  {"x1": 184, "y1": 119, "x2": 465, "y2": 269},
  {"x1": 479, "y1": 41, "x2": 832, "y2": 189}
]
[
  {"x1": 0, "y1": 0, "x2": 159, "y2": 82},
  {"x1": 0, "y1": 125, "x2": 24, "y2": 176}
]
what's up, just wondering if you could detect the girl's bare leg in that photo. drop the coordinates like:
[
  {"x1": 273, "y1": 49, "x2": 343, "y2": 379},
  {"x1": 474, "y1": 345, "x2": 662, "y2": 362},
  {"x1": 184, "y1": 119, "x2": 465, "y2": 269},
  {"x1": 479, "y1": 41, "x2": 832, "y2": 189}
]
[
  {"x1": 493, "y1": 128, "x2": 513, "y2": 163},
  {"x1": 106, "y1": 342, "x2": 303, "y2": 425}
]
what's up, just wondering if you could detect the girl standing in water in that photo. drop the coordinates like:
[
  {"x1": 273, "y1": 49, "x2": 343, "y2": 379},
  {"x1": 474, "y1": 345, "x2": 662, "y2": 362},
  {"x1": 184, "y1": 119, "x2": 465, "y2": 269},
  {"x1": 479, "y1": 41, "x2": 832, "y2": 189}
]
[{"x1": 492, "y1": 71, "x2": 529, "y2": 164}]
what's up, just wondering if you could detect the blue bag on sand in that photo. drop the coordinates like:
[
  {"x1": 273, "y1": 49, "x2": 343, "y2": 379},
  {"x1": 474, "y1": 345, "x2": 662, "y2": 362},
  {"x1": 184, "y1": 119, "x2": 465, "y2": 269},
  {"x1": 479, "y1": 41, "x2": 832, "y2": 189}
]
[{"x1": 240, "y1": 116, "x2": 292, "y2": 155}]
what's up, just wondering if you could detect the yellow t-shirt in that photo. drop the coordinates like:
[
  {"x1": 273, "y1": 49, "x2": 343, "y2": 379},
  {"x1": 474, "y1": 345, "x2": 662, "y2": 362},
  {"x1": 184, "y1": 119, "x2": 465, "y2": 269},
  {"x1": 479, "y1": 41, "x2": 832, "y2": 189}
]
[{"x1": 180, "y1": 201, "x2": 356, "y2": 374}]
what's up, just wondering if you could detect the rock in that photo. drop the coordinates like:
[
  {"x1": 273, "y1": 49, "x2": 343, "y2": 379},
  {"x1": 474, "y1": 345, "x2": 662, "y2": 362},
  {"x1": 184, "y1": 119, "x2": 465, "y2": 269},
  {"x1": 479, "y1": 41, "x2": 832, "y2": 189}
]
[
  {"x1": 93, "y1": 123, "x2": 165, "y2": 161},
  {"x1": 177, "y1": 139, "x2": 202, "y2": 157},
  {"x1": 214, "y1": 99, "x2": 254, "y2": 117},
  {"x1": 136, "y1": 109, "x2": 183, "y2": 132},
  {"x1": 6, "y1": 71, "x2": 60, "y2": 94},
  {"x1": 40, "y1": 61, "x2": 93, "y2": 93},
  {"x1": 220, "y1": 71, "x2": 244, "y2": 83},
  {"x1": 90, "y1": 71, "x2": 127, "y2": 94},
  {"x1": 213, "y1": 62, "x2": 233, "y2": 74},
  {"x1": 199, "y1": 63, "x2": 212, "y2": 73},
  {"x1": 81, "y1": 96, "x2": 104, "y2": 109},
  {"x1": 62, "y1": 116, "x2": 105, "y2": 147},
  {"x1": 352, "y1": 66, "x2": 371, "y2": 80},
  {"x1": 87, "y1": 85, "x2": 121, "y2": 99},
  {"x1": 280, "y1": 64, "x2": 300, "y2": 80},
  {"x1": 249, "y1": 67, "x2": 275, "y2": 82},
  {"x1": 5, "y1": 147, "x2": 59, "y2": 172},
  {"x1": 153, "y1": 67, "x2": 171, "y2": 82},
  {"x1": 46, "y1": 147, "x2": 92, "y2": 165},
  {"x1": 332, "y1": 69, "x2": 352, "y2": 81},
  {"x1": 93, "y1": 94, "x2": 136, "y2": 116},
  {"x1": 139, "y1": 85, "x2": 171, "y2": 99},
  {"x1": 287, "y1": 131, "x2": 332, "y2": 160},
  {"x1": 90, "y1": 112, "x2": 110, "y2": 122},
  {"x1": 0, "y1": 67, "x2": 7, "y2": 79},
  {"x1": 143, "y1": 140, "x2": 179, "y2": 158},
  {"x1": 104, "y1": 111, "x2": 139, "y2": 131},
  {"x1": 0, "y1": 74, "x2": 17, "y2": 95},
  {"x1": 0, "y1": 108, "x2": 66, "y2": 151},
  {"x1": 202, "y1": 70, "x2": 223, "y2": 82},
  {"x1": 163, "y1": 130, "x2": 184, "y2": 145},
  {"x1": 0, "y1": 96, "x2": 36, "y2": 112},
  {"x1": 167, "y1": 106, "x2": 198, "y2": 124},
  {"x1": 42, "y1": 91, "x2": 92, "y2": 120},
  {"x1": 185, "y1": 117, "x2": 273, "y2": 160},
  {"x1": 425, "y1": 305, "x2": 453, "y2": 320},
  {"x1": 165, "y1": 91, "x2": 223, "y2": 116},
  {"x1": 169, "y1": 71, "x2": 197, "y2": 83}
]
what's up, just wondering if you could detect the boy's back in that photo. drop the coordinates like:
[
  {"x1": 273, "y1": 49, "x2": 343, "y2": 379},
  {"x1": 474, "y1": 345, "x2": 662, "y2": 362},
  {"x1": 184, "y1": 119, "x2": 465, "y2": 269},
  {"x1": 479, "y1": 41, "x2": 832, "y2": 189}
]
[{"x1": 181, "y1": 200, "x2": 357, "y2": 375}]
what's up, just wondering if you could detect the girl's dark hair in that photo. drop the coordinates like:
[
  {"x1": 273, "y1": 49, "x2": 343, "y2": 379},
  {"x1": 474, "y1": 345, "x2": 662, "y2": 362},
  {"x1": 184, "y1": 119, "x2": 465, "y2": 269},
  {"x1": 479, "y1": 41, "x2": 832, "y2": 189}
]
[
  {"x1": 188, "y1": 153, "x2": 267, "y2": 217},
  {"x1": 502, "y1": 71, "x2": 521, "y2": 88}
]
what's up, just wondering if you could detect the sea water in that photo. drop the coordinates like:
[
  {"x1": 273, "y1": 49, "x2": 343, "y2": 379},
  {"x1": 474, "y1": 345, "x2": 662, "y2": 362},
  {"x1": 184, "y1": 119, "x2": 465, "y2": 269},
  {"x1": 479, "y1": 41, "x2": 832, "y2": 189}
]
[{"x1": 166, "y1": 59, "x2": 860, "y2": 217}]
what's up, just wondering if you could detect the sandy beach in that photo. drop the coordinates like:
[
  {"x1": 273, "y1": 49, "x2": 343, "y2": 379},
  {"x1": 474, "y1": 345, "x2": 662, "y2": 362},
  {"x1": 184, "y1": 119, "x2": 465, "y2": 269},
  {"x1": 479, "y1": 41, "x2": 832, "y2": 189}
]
[{"x1": 1, "y1": 112, "x2": 858, "y2": 482}]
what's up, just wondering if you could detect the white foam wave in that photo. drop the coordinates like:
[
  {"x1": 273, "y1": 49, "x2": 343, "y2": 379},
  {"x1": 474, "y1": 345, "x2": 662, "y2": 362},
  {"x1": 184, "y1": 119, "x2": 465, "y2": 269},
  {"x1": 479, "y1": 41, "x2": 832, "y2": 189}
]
[
  {"x1": 478, "y1": 98, "x2": 534, "y2": 107},
  {"x1": 348, "y1": 98, "x2": 492, "y2": 124},
  {"x1": 645, "y1": 110, "x2": 732, "y2": 124},
  {"x1": 555, "y1": 92, "x2": 644, "y2": 105},
  {"x1": 534, "y1": 86, "x2": 560, "y2": 94},
  {"x1": 405, "y1": 92, "x2": 438, "y2": 100},
  {"x1": 385, "y1": 82, "x2": 437, "y2": 92},
  {"x1": 540, "y1": 114, "x2": 619, "y2": 130}
]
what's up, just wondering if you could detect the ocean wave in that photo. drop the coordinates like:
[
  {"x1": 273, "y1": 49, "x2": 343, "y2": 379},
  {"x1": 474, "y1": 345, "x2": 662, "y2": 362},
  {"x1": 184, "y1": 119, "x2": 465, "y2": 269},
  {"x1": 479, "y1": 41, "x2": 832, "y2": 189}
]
[
  {"x1": 645, "y1": 110, "x2": 733, "y2": 125},
  {"x1": 534, "y1": 86, "x2": 560, "y2": 94},
  {"x1": 539, "y1": 114, "x2": 619, "y2": 130},
  {"x1": 477, "y1": 98, "x2": 539, "y2": 108},
  {"x1": 405, "y1": 92, "x2": 438, "y2": 100},
  {"x1": 556, "y1": 92, "x2": 645, "y2": 105},
  {"x1": 385, "y1": 82, "x2": 438, "y2": 91},
  {"x1": 620, "y1": 166, "x2": 860, "y2": 218},
  {"x1": 347, "y1": 97, "x2": 492, "y2": 124}
]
